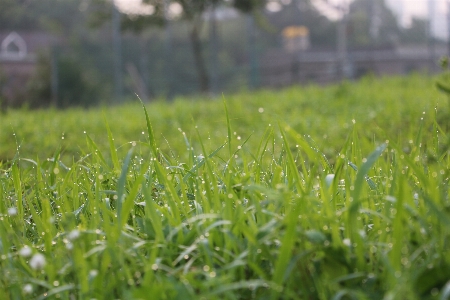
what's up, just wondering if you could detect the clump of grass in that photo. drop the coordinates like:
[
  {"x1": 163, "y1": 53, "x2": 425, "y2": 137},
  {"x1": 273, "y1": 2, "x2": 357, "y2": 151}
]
[
  {"x1": 0, "y1": 75, "x2": 445, "y2": 163},
  {"x1": 0, "y1": 76, "x2": 449, "y2": 299}
]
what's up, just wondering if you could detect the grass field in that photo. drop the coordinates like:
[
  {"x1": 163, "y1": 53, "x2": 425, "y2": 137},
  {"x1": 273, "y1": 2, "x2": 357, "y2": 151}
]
[{"x1": 0, "y1": 75, "x2": 449, "y2": 299}]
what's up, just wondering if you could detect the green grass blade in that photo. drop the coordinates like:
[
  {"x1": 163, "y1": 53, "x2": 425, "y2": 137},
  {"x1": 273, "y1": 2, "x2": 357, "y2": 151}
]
[
  {"x1": 116, "y1": 147, "x2": 134, "y2": 230},
  {"x1": 85, "y1": 133, "x2": 107, "y2": 166},
  {"x1": 140, "y1": 100, "x2": 158, "y2": 158},
  {"x1": 104, "y1": 115, "x2": 120, "y2": 170},
  {"x1": 120, "y1": 169, "x2": 146, "y2": 229},
  {"x1": 223, "y1": 96, "x2": 232, "y2": 157},
  {"x1": 11, "y1": 162, "x2": 24, "y2": 223},
  {"x1": 279, "y1": 125, "x2": 305, "y2": 195}
]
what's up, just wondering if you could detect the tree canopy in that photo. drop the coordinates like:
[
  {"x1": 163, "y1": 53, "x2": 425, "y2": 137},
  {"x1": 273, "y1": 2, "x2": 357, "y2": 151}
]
[{"x1": 93, "y1": 0, "x2": 268, "y2": 93}]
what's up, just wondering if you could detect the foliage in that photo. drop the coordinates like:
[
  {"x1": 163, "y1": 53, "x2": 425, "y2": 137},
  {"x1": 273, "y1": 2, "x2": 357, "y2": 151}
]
[
  {"x1": 0, "y1": 74, "x2": 446, "y2": 162},
  {"x1": 0, "y1": 0, "x2": 40, "y2": 30},
  {"x1": 348, "y1": 0, "x2": 401, "y2": 46},
  {"x1": 400, "y1": 17, "x2": 428, "y2": 45},
  {"x1": 24, "y1": 53, "x2": 54, "y2": 108},
  {"x1": 0, "y1": 66, "x2": 7, "y2": 113},
  {"x1": 24, "y1": 53, "x2": 103, "y2": 109},
  {"x1": 55, "y1": 56, "x2": 103, "y2": 108},
  {"x1": 0, "y1": 75, "x2": 449, "y2": 298},
  {"x1": 90, "y1": 0, "x2": 267, "y2": 94},
  {"x1": 0, "y1": 0, "x2": 86, "y2": 32},
  {"x1": 435, "y1": 56, "x2": 450, "y2": 111}
]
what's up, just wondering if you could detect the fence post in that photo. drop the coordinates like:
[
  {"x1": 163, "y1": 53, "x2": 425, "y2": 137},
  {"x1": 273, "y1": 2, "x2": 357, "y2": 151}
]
[
  {"x1": 112, "y1": 1, "x2": 123, "y2": 102},
  {"x1": 247, "y1": 14, "x2": 259, "y2": 89}
]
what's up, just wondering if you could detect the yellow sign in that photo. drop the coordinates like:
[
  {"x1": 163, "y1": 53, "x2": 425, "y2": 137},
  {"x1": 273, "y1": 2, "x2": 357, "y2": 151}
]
[{"x1": 282, "y1": 26, "x2": 309, "y2": 39}]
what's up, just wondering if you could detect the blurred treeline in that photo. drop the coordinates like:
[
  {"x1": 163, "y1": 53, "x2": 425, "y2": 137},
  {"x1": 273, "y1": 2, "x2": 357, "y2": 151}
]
[{"x1": 0, "y1": 0, "x2": 428, "y2": 108}]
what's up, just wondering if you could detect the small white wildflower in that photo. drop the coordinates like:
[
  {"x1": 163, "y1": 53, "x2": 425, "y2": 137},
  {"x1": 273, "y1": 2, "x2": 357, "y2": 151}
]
[
  {"x1": 7, "y1": 207, "x2": 17, "y2": 216},
  {"x1": 23, "y1": 284, "x2": 33, "y2": 294},
  {"x1": 67, "y1": 229, "x2": 80, "y2": 241},
  {"x1": 343, "y1": 238, "x2": 351, "y2": 247},
  {"x1": 29, "y1": 253, "x2": 46, "y2": 270},
  {"x1": 19, "y1": 246, "x2": 32, "y2": 258},
  {"x1": 325, "y1": 174, "x2": 335, "y2": 187}
]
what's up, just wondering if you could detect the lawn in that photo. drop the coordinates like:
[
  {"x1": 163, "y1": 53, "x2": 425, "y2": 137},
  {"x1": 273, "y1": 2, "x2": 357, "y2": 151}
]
[{"x1": 0, "y1": 75, "x2": 449, "y2": 299}]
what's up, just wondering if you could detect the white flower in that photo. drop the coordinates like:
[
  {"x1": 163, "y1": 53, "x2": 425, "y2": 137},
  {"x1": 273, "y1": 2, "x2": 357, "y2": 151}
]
[
  {"x1": 7, "y1": 207, "x2": 17, "y2": 216},
  {"x1": 19, "y1": 246, "x2": 32, "y2": 258},
  {"x1": 23, "y1": 284, "x2": 33, "y2": 294},
  {"x1": 29, "y1": 253, "x2": 46, "y2": 270},
  {"x1": 67, "y1": 229, "x2": 80, "y2": 241},
  {"x1": 343, "y1": 238, "x2": 351, "y2": 247}
]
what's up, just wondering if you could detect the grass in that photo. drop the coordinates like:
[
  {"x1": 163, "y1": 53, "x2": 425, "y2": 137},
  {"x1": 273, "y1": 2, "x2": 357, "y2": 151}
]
[{"x1": 0, "y1": 74, "x2": 449, "y2": 299}]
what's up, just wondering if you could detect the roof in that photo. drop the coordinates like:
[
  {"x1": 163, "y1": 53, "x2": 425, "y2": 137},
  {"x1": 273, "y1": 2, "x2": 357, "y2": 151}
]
[{"x1": 0, "y1": 31, "x2": 58, "y2": 62}]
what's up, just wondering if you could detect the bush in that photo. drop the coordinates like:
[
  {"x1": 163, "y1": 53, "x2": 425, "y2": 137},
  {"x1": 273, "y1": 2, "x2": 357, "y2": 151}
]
[{"x1": 26, "y1": 52, "x2": 102, "y2": 108}]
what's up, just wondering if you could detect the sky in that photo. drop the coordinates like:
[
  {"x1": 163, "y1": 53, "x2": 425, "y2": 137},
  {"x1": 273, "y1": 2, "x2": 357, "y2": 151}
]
[
  {"x1": 388, "y1": 0, "x2": 448, "y2": 39},
  {"x1": 326, "y1": 0, "x2": 442, "y2": 19},
  {"x1": 389, "y1": 0, "x2": 448, "y2": 40}
]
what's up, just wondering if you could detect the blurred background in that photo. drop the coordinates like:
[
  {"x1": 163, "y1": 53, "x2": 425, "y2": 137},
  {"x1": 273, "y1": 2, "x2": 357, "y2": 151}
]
[{"x1": 0, "y1": 0, "x2": 448, "y2": 109}]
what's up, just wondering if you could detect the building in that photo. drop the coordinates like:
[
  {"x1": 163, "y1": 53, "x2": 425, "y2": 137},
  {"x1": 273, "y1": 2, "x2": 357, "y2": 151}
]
[
  {"x1": 261, "y1": 31, "x2": 447, "y2": 87},
  {"x1": 0, "y1": 31, "x2": 57, "y2": 108}
]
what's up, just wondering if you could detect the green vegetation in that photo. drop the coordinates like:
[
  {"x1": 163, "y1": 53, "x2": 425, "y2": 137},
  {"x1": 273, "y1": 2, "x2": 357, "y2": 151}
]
[{"x1": 0, "y1": 75, "x2": 449, "y2": 299}]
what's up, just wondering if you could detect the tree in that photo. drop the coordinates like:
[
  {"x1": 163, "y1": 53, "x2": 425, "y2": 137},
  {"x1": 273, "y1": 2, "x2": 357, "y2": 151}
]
[
  {"x1": 0, "y1": 0, "x2": 39, "y2": 30},
  {"x1": 91, "y1": 0, "x2": 265, "y2": 94},
  {"x1": 263, "y1": 0, "x2": 335, "y2": 48},
  {"x1": 399, "y1": 17, "x2": 427, "y2": 45},
  {"x1": 347, "y1": 0, "x2": 401, "y2": 47}
]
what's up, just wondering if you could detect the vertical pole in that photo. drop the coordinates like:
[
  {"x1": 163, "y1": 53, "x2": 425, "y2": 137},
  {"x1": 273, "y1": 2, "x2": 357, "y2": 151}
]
[
  {"x1": 140, "y1": 38, "x2": 150, "y2": 100},
  {"x1": 210, "y1": 3, "x2": 219, "y2": 97},
  {"x1": 247, "y1": 14, "x2": 259, "y2": 89},
  {"x1": 447, "y1": 0, "x2": 450, "y2": 58},
  {"x1": 369, "y1": 0, "x2": 380, "y2": 43},
  {"x1": 112, "y1": 0, "x2": 123, "y2": 102},
  {"x1": 427, "y1": 0, "x2": 435, "y2": 73},
  {"x1": 336, "y1": 0, "x2": 349, "y2": 80},
  {"x1": 50, "y1": 47, "x2": 58, "y2": 107},
  {"x1": 164, "y1": 0, "x2": 173, "y2": 100}
]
